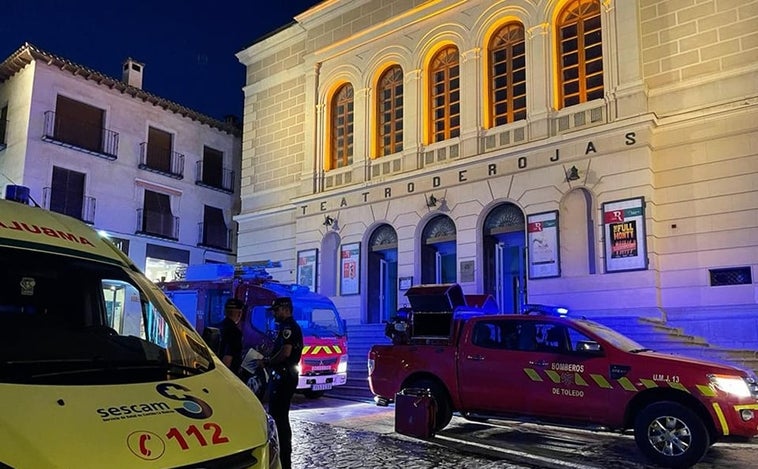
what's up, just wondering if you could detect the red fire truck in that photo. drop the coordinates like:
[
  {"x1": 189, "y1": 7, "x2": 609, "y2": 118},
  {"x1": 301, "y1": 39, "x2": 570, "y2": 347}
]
[
  {"x1": 369, "y1": 284, "x2": 758, "y2": 468},
  {"x1": 160, "y1": 262, "x2": 348, "y2": 398}
]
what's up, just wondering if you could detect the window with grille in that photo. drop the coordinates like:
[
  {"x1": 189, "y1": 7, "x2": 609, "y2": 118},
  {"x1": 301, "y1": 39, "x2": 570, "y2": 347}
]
[
  {"x1": 202, "y1": 205, "x2": 229, "y2": 250},
  {"x1": 50, "y1": 166, "x2": 85, "y2": 220},
  {"x1": 54, "y1": 95, "x2": 104, "y2": 152},
  {"x1": 202, "y1": 146, "x2": 224, "y2": 187},
  {"x1": 557, "y1": 0, "x2": 603, "y2": 108},
  {"x1": 142, "y1": 190, "x2": 174, "y2": 238},
  {"x1": 146, "y1": 127, "x2": 173, "y2": 173},
  {"x1": 709, "y1": 267, "x2": 752, "y2": 286},
  {"x1": 377, "y1": 65, "x2": 404, "y2": 157},
  {"x1": 429, "y1": 46, "x2": 460, "y2": 143},
  {"x1": 489, "y1": 22, "x2": 527, "y2": 126},
  {"x1": 330, "y1": 84, "x2": 354, "y2": 169}
]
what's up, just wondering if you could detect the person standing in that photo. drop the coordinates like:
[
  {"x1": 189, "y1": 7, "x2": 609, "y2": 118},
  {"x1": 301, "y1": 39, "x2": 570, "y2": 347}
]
[
  {"x1": 219, "y1": 298, "x2": 244, "y2": 375},
  {"x1": 261, "y1": 296, "x2": 302, "y2": 469}
]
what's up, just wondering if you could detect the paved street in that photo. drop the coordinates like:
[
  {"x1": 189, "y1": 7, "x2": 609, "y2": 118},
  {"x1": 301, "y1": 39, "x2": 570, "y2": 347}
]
[{"x1": 288, "y1": 394, "x2": 758, "y2": 469}]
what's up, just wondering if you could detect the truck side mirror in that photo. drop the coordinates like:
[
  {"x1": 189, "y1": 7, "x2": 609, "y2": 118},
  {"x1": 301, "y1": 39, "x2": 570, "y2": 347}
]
[{"x1": 576, "y1": 340, "x2": 602, "y2": 353}]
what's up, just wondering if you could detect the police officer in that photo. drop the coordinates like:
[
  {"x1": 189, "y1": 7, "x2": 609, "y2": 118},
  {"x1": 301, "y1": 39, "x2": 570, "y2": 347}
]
[
  {"x1": 219, "y1": 298, "x2": 244, "y2": 374},
  {"x1": 261, "y1": 296, "x2": 302, "y2": 469}
]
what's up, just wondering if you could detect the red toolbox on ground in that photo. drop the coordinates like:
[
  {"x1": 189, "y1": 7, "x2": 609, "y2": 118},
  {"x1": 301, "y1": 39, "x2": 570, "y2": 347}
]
[{"x1": 394, "y1": 387, "x2": 437, "y2": 439}]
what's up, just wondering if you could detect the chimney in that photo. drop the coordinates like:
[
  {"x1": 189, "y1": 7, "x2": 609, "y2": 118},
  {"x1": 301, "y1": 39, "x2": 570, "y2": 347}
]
[{"x1": 122, "y1": 58, "x2": 144, "y2": 89}]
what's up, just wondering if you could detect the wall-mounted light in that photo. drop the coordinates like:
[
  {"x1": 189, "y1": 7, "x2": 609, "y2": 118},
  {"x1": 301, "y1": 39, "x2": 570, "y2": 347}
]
[
  {"x1": 323, "y1": 215, "x2": 339, "y2": 231},
  {"x1": 425, "y1": 194, "x2": 438, "y2": 207},
  {"x1": 566, "y1": 165, "x2": 580, "y2": 182}
]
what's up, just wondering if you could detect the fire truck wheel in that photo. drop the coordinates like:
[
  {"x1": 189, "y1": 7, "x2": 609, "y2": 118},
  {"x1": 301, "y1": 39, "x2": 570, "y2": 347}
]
[
  {"x1": 410, "y1": 378, "x2": 453, "y2": 431},
  {"x1": 634, "y1": 401, "x2": 709, "y2": 469}
]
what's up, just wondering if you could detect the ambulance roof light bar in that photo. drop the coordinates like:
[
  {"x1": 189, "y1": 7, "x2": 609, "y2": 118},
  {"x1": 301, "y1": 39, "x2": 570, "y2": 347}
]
[{"x1": 4, "y1": 185, "x2": 31, "y2": 205}]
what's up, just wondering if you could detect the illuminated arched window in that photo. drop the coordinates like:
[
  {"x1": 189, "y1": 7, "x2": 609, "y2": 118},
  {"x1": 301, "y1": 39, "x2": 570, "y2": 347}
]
[
  {"x1": 330, "y1": 83, "x2": 354, "y2": 169},
  {"x1": 489, "y1": 22, "x2": 527, "y2": 126},
  {"x1": 557, "y1": 0, "x2": 603, "y2": 108},
  {"x1": 429, "y1": 46, "x2": 460, "y2": 143},
  {"x1": 376, "y1": 65, "x2": 404, "y2": 157}
]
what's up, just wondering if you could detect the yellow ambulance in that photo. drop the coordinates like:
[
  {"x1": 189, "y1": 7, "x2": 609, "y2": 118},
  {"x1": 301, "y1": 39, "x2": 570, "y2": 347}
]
[{"x1": 0, "y1": 187, "x2": 280, "y2": 469}]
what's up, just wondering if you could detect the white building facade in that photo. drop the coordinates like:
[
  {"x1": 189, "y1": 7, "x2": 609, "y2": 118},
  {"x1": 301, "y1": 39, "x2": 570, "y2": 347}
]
[
  {"x1": 236, "y1": 0, "x2": 757, "y2": 348},
  {"x1": 0, "y1": 43, "x2": 241, "y2": 281}
]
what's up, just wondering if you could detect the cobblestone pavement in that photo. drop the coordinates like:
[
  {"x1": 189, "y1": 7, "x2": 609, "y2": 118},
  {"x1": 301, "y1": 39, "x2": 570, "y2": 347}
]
[
  {"x1": 291, "y1": 419, "x2": 527, "y2": 469},
  {"x1": 285, "y1": 395, "x2": 758, "y2": 469}
]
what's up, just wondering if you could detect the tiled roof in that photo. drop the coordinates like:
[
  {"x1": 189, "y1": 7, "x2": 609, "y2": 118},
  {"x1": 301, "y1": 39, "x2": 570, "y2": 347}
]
[{"x1": 0, "y1": 42, "x2": 240, "y2": 136}]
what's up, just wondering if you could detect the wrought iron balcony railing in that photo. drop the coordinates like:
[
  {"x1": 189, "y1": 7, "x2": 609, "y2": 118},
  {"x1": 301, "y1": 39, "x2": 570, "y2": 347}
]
[
  {"x1": 136, "y1": 209, "x2": 179, "y2": 240},
  {"x1": 42, "y1": 111, "x2": 119, "y2": 159},
  {"x1": 139, "y1": 142, "x2": 184, "y2": 179},
  {"x1": 197, "y1": 222, "x2": 233, "y2": 251},
  {"x1": 42, "y1": 187, "x2": 96, "y2": 224},
  {"x1": 195, "y1": 160, "x2": 235, "y2": 193}
]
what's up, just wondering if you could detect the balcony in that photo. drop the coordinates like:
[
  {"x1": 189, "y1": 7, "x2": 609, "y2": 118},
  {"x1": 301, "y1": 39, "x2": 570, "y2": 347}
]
[
  {"x1": 42, "y1": 111, "x2": 119, "y2": 160},
  {"x1": 139, "y1": 143, "x2": 184, "y2": 179},
  {"x1": 136, "y1": 209, "x2": 179, "y2": 240},
  {"x1": 195, "y1": 160, "x2": 235, "y2": 193},
  {"x1": 42, "y1": 188, "x2": 96, "y2": 224},
  {"x1": 197, "y1": 222, "x2": 233, "y2": 251}
]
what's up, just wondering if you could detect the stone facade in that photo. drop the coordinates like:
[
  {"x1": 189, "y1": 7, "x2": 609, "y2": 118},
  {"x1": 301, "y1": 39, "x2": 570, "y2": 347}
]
[
  {"x1": 0, "y1": 44, "x2": 241, "y2": 281},
  {"x1": 236, "y1": 0, "x2": 757, "y2": 348}
]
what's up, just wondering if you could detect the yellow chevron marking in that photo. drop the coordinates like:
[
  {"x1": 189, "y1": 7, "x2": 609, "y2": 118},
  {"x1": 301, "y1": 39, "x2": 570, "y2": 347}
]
[
  {"x1": 310, "y1": 346, "x2": 323, "y2": 355},
  {"x1": 333, "y1": 345, "x2": 343, "y2": 354},
  {"x1": 574, "y1": 373, "x2": 589, "y2": 386},
  {"x1": 617, "y1": 377, "x2": 637, "y2": 392},
  {"x1": 302, "y1": 346, "x2": 311, "y2": 355},
  {"x1": 639, "y1": 378, "x2": 658, "y2": 389},
  {"x1": 667, "y1": 381, "x2": 690, "y2": 393},
  {"x1": 524, "y1": 368, "x2": 543, "y2": 382},
  {"x1": 591, "y1": 374, "x2": 612, "y2": 389},
  {"x1": 697, "y1": 384, "x2": 716, "y2": 397},
  {"x1": 712, "y1": 403, "x2": 729, "y2": 436},
  {"x1": 734, "y1": 403, "x2": 758, "y2": 411},
  {"x1": 545, "y1": 370, "x2": 561, "y2": 384}
]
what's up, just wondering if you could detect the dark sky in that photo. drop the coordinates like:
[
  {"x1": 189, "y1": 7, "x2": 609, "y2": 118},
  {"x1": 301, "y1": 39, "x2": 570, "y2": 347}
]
[{"x1": 1, "y1": 1, "x2": 323, "y2": 121}]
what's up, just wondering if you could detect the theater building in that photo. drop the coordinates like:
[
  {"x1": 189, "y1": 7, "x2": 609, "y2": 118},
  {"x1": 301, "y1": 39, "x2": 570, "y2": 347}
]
[{"x1": 235, "y1": 0, "x2": 757, "y2": 348}]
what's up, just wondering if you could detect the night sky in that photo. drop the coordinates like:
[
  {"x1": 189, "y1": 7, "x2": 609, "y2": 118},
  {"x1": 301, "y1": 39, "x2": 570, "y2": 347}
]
[{"x1": 1, "y1": 0, "x2": 324, "y2": 121}]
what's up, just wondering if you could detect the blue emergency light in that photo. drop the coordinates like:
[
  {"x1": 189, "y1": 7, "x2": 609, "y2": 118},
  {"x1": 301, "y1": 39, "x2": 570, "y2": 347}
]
[{"x1": 4, "y1": 185, "x2": 31, "y2": 204}]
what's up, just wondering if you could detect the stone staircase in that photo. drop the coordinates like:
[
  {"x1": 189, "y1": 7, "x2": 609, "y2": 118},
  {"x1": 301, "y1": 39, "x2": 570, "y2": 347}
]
[
  {"x1": 325, "y1": 324, "x2": 389, "y2": 401},
  {"x1": 590, "y1": 316, "x2": 758, "y2": 376}
]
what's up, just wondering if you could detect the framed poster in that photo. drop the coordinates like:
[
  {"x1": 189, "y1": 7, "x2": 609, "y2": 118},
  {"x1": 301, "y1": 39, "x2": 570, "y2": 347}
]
[
  {"x1": 527, "y1": 211, "x2": 560, "y2": 279},
  {"x1": 602, "y1": 197, "x2": 648, "y2": 272},
  {"x1": 339, "y1": 242, "x2": 360, "y2": 295},
  {"x1": 296, "y1": 248, "x2": 318, "y2": 292}
]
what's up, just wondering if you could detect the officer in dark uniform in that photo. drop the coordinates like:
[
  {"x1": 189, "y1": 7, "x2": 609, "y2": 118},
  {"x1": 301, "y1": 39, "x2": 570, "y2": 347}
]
[
  {"x1": 219, "y1": 298, "x2": 244, "y2": 374},
  {"x1": 261, "y1": 296, "x2": 302, "y2": 469}
]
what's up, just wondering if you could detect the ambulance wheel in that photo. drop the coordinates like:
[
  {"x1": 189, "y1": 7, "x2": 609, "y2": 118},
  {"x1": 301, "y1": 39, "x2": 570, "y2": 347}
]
[
  {"x1": 411, "y1": 378, "x2": 453, "y2": 431},
  {"x1": 634, "y1": 401, "x2": 709, "y2": 469},
  {"x1": 303, "y1": 390, "x2": 324, "y2": 399}
]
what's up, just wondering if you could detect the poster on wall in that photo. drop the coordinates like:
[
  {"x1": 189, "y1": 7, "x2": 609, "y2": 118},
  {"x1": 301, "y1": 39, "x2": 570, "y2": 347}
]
[
  {"x1": 602, "y1": 197, "x2": 648, "y2": 272},
  {"x1": 527, "y1": 211, "x2": 560, "y2": 279},
  {"x1": 340, "y1": 242, "x2": 360, "y2": 295},
  {"x1": 297, "y1": 249, "x2": 318, "y2": 292}
]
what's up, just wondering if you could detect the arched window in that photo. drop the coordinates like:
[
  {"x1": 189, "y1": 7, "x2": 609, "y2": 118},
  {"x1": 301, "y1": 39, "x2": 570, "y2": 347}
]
[
  {"x1": 429, "y1": 46, "x2": 460, "y2": 143},
  {"x1": 330, "y1": 83, "x2": 354, "y2": 169},
  {"x1": 489, "y1": 22, "x2": 527, "y2": 126},
  {"x1": 557, "y1": 0, "x2": 603, "y2": 108},
  {"x1": 376, "y1": 65, "x2": 404, "y2": 157}
]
